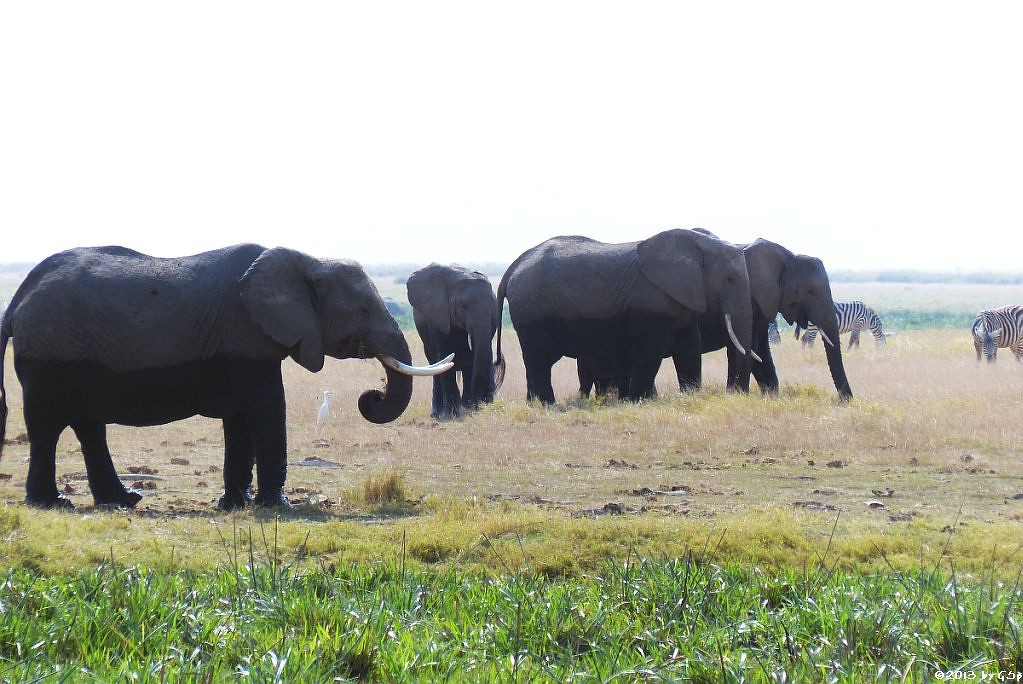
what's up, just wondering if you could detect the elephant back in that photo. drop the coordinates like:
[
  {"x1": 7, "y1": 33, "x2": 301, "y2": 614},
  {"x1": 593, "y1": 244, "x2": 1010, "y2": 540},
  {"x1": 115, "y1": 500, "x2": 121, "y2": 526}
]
[
  {"x1": 7, "y1": 244, "x2": 285, "y2": 371},
  {"x1": 504, "y1": 235, "x2": 668, "y2": 323}
]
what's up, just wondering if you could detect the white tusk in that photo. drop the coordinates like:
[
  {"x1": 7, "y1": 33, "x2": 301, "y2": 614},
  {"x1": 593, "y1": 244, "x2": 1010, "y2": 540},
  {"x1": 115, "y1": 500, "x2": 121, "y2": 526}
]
[
  {"x1": 817, "y1": 328, "x2": 836, "y2": 348},
  {"x1": 378, "y1": 352, "x2": 454, "y2": 376},
  {"x1": 751, "y1": 350, "x2": 763, "y2": 363},
  {"x1": 724, "y1": 313, "x2": 747, "y2": 356}
]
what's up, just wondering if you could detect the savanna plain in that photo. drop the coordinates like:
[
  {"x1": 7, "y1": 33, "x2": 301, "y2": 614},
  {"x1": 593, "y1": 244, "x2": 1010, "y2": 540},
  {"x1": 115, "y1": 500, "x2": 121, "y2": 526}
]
[{"x1": 2, "y1": 280, "x2": 1023, "y2": 681}]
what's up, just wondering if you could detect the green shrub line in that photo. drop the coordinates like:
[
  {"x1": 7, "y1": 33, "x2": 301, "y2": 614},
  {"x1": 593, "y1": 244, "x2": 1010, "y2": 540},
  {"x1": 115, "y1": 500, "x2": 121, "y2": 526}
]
[{"x1": 2, "y1": 528, "x2": 1022, "y2": 682}]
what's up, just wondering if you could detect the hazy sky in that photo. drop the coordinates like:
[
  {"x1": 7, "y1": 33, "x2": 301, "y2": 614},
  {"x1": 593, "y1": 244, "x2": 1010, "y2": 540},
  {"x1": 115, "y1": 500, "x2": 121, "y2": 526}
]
[{"x1": 2, "y1": 2, "x2": 1021, "y2": 271}]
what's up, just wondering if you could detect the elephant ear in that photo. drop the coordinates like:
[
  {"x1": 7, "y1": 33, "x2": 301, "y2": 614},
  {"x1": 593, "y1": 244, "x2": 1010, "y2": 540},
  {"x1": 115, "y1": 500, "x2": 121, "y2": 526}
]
[
  {"x1": 239, "y1": 247, "x2": 325, "y2": 372},
  {"x1": 637, "y1": 229, "x2": 707, "y2": 313},
  {"x1": 406, "y1": 264, "x2": 451, "y2": 336},
  {"x1": 744, "y1": 239, "x2": 788, "y2": 319}
]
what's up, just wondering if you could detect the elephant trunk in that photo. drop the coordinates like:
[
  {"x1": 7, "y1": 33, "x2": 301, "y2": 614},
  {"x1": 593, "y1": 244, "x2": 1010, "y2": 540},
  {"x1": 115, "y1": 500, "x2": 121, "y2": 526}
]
[
  {"x1": 468, "y1": 322, "x2": 495, "y2": 407},
  {"x1": 358, "y1": 329, "x2": 415, "y2": 424},
  {"x1": 721, "y1": 288, "x2": 755, "y2": 393},
  {"x1": 813, "y1": 308, "x2": 853, "y2": 401}
]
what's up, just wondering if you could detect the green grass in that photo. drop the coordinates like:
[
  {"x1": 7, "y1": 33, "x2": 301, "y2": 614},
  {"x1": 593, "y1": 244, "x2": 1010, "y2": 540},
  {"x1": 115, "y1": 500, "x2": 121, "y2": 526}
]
[{"x1": 2, "y1": 531, "x2": 1022, "y2": 682}]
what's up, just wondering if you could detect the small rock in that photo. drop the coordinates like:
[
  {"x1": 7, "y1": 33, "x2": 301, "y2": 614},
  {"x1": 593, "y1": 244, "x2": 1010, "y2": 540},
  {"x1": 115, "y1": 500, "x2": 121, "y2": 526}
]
[
  {"x1": 128, "y1": 465, "x2": 159, "y2": 475},
  {"x1": 170, "y1": 457, "x2": 189, "y2": 466},
  {"x1": 826, "y1": 460, "x2": 846, "y2": 468},
  {"x1": 865, "y1": 500, "x2": 886, "y2": 509},
  {"x1": 605, "y1": 458, "x2": 636, "y2": 470},
  {"x1": 871, "y1": 489, "x2": 894, "y2": 498},
  {"x1": 792, "y1": 500, "x2": 836, "y2": 511}
]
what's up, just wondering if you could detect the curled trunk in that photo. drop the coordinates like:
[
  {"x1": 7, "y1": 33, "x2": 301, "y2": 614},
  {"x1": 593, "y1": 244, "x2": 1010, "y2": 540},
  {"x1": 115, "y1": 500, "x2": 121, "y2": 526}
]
[{"x1": 358, "y1": 331, "x2": 415, "y2": 424}]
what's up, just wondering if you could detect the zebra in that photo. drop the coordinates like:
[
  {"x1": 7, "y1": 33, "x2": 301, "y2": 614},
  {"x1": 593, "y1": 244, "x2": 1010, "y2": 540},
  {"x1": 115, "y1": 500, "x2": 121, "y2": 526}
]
[
  {"x1": 800, "y1": 301, "x2": 891, "y2": 349},
  {"x1": 972, "y1": 305, "x2": 1023, "y2": 362},
  {"x1": 767, "y1": 317, "x2": 781, "y2": 345}
]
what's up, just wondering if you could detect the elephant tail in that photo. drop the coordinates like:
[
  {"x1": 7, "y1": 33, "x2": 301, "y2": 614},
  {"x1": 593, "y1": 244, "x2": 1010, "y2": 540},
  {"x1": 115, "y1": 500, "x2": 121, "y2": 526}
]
[
  {"x1": 0, "y1": 324, "x2": 8, "y2": 461},
  {"x1": 493, "y1": 293, "x2": 507, "y2": 391},
  {"x1": 493, "y1": 269, "x2": 512, "y2": 391}
]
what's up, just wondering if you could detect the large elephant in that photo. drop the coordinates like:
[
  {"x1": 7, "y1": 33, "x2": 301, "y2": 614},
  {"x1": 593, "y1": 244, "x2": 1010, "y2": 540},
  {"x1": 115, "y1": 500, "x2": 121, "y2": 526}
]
[
  {"x1": 673, "y1": 238, "x2": 853, "y2": 400},
  {"x1": 0, "y1": 244, "x2": 451, "y2": 510},
  {"x1": 407, "y1": 263, "x2": 502, "y2": 418},
  {"x1": 496, "y1": 229, "x2": 755, "y2": 404}
]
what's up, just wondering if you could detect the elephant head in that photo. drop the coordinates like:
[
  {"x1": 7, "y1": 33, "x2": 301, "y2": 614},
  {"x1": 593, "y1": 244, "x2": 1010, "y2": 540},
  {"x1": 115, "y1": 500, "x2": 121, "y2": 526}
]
[
  {"x1": 407, "y1": 263, "x2": 500, "y2": 406},
  {"x1": 239, "y1": 247, "x2": 444, "y2": 423},
  {"x1": 743, "y1": 239, "x2": 852, "y2": 400},
  {"x1": 638, "y1": 229, "x2": 756, "y2": 367}
]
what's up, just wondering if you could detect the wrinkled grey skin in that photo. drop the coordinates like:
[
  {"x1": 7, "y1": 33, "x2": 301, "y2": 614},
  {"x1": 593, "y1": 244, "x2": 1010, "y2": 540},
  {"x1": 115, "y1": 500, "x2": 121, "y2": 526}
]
[
  {"x1": 675, "y1": 238, "x2": 853, "y2": 400},
  {"x1": 407, "y1": 263, "x2": 500, "y2": 418},
  {"x1": 496, "y1": 229, "x2": 755, "y2": 404},
  {"x1": 0, "y1": 244, "x2": 418, "y2": 510}
]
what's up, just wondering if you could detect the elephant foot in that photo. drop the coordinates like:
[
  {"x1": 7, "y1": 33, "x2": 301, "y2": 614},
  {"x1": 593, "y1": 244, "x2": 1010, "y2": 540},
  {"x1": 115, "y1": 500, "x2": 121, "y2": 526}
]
[
  {"x1": 218, "y1": 487, "x2": 255, "y2": 511},
  {"x1": 26, "y1": 493, "x2": 75, "y2": 510},
  {"x1": 254, "y1": 489, "x2": 292, "y2": 509},
  {"x1": 93, "y1": 488, "x2": 143, "y2": 509}
]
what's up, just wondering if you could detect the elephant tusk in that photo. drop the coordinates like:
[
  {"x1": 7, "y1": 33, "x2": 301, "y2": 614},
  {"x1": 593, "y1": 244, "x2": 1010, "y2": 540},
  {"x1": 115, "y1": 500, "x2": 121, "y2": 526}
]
[
  {"x1": 751, "y1": 350, "x2": 763, "y2": 363},
  {"x1": 817, "y1": 328, "x2": 836, "y2": 348},
  {"x1": 378, "y1": 353, "x2": 455, "y2": 377},
  {"x1": 724, "y1": 313, "x2": 748, "y2": 356}
]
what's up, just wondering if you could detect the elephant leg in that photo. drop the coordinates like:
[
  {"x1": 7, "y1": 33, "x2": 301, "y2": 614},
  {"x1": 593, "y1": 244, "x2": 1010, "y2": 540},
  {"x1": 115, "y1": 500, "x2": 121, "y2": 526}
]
[
  {"x1": 672, "y1": 325, "x2": 702, "y2": 393},
  {"x1": 21, "y1": 384, "x2": 71, "y2": 509},
  {"x1": 518, "y1": 325, "x2": 558, "y2": 405},
  {"x1": 751, "y1": 330, "x2": 780, "y2": 395},
  {"x1": 524, "y1": 357, "x2": 557, "y2": 404},
  {"x1": 24, "y1": 423, "x2": 70, "y2": 509},
  {"x1": 725, "y1": 346, "x2": 751, "y2": 393},
  {"x1": 460, "y1": 365, "x2": 476, "y2": 410},
  {"x1": 218, "y1": 414, "x2": 256, "y2": 511},
  {"x1": 72, "y1": 421, "x2": 141, "y2": 508},
  {"x1": 423, "y1": 332, "x2": 461, "y2": 419},
  {"x1": 228, "y1": 361, "x2": 290, "y2": 508},
  {"x1": 577, "y1": 359, "x2": 594, "y2": 398},
  {"x1": 626, "y1": 354, "x2": 661, "y2": 401}
]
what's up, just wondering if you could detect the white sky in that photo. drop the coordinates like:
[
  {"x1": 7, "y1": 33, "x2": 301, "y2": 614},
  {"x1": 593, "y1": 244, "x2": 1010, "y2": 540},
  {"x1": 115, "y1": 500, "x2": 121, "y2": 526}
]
[{"x1": 1, "y1": 2, "x2": 1021, "y2": 271}]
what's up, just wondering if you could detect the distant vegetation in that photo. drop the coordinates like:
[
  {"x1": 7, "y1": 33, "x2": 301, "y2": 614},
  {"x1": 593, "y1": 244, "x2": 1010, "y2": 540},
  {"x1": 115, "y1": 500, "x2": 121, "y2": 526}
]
[{"x1": 830, "y1": 269, "x2": 1023, "y2": 284}]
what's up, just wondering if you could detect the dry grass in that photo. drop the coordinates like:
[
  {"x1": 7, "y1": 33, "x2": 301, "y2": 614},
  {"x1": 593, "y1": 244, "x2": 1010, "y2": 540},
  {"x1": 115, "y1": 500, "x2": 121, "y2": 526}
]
[{"x1": 2, "y1": 317, "x2": 1023, "y2": 576}]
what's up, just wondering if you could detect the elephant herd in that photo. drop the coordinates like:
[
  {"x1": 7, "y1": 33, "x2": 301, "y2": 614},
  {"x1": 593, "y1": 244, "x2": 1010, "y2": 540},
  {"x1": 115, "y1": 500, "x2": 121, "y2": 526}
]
[{"x1": 0, "y1": 230, "x2": 852, "y2": 512}]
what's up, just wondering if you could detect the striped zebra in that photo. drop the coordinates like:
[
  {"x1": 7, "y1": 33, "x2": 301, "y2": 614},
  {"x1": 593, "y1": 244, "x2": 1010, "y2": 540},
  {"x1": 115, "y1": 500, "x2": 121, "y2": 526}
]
[
  {"x1": 801, "y1": 301, "x2": 890, "y2": 349},
  {"x1": 972, "y1": 305, "x2": 1023, "y2": 362},
  {"x1": 767, "y1": 318, "x2": 781, "y2": 345}
]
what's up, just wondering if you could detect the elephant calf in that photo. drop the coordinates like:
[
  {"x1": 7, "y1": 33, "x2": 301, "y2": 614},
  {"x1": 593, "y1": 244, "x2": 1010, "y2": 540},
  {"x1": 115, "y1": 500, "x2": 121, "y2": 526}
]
[
  {"x1": 0, "y1": 244, "x2": 451, "y2": 510},
  {"x1": 407, "y1": 263, "x2": 501, "y2": 418}
]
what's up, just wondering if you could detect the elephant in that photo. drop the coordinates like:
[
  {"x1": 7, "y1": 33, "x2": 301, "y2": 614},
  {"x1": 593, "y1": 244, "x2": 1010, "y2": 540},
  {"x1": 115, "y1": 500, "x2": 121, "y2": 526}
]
[
  {"x1": 406, "y1": 263, "x2": 502, "y2": 418},
  {"x1": 673, "y1": 238, "x2": 853, "y2": 400},
  {"x1": 496, "y1": 229, "x2": 755, "y2": 404},
  {"x1": 577, "y1": 354, "x2": 626, "y2": 399},
  {"x1": 0, "y1": 244, "x2": 452, "y2": 510},
  {"x1": 577, "y1": 352, "x2": 665, "y2": 399}
]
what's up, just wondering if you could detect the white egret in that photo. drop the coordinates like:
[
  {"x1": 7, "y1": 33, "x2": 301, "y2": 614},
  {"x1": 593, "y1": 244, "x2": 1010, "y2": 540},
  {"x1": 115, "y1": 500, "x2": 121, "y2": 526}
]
[{"x1": 316, "y1": 391, "x2": 332, "y2": 425}]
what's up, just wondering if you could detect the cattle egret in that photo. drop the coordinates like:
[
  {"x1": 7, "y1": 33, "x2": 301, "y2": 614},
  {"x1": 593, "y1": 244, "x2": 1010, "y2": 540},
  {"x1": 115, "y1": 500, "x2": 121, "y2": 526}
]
[{"x1": 316, "y1": 391, "x2": 332, "y2": 425}]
